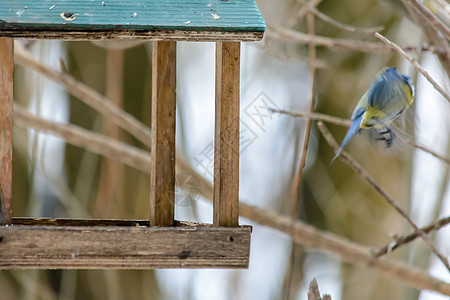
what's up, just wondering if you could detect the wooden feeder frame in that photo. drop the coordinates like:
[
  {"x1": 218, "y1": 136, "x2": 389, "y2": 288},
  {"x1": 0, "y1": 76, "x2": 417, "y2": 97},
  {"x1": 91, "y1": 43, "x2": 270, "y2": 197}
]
[{"x1": 0, "y1": 1, "x2": 265, "y2": 269}]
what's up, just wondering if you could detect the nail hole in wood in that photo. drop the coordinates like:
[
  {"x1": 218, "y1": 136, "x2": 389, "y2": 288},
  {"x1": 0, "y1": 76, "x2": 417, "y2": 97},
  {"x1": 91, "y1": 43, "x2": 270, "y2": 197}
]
[{"x1": 229, "y1": 236, "x2": 234, "y2": 242}]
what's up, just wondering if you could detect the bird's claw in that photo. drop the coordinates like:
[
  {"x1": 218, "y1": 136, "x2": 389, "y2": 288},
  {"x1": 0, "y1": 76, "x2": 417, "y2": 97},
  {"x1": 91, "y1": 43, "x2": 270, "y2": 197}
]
[{"x1": 376, "y1": 128, "x2": 394, "y2": 148}]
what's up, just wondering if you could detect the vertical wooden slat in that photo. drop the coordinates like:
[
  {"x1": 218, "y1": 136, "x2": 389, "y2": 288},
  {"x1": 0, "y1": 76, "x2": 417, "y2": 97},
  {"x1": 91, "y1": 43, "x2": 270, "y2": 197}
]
[
  {"x1": 0, "y1": 38, "x2": 13, "y2": 225},
  {"x1": 150, "y1": 41, "x2": 176, "y2": 227},
  {"x1": 214, "y1": 42, "x2": 240, "y2": 227}
]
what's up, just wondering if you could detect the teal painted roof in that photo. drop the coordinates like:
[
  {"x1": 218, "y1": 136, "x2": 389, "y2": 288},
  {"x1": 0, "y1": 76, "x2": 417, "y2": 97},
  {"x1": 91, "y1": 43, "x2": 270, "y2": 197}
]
[{"x1": 0, "y1": 0, "x2": 266, "y2": 33}]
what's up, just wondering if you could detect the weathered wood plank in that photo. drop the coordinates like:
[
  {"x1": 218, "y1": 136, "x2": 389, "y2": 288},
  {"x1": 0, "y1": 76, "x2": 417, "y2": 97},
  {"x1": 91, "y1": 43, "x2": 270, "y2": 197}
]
[
  {"x1": 0, "y1": 218, "x2": 251, "y2": 269},
  {"x1": 0, "y1": 38, "x2": 13, "y2": 225},
  {"x1": 150, "y1": 41, "x2": 176, "y2": 227},
  {"x1": 214, "y1": 42, "x2": 240, "y2": 227},
  {"x1": 0, "y1": 30, "x2": 264, "y2": 42}
]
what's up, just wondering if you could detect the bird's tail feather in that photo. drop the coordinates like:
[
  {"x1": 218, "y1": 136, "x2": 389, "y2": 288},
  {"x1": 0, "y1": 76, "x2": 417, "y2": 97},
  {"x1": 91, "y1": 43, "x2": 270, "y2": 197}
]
[{"x1": 331, "y1": 113, "x2": 364, "y2": 162}]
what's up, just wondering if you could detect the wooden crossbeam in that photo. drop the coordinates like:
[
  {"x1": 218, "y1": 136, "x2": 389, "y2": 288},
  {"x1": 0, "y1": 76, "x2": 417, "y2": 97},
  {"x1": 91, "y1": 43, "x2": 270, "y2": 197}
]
[
  {"x1": 0, "y1": 38, "x2": 13, "y2": 225},
  {"x1": 150, "y1": 41, "x2": 177, "y2": 227},
  {"x1": 214, "y1": 42, "x2": 240, "y2": 227},
  {"x1": 0, "y1": 218, "x2": 251, "y2": 269},
  {"x1": 0, "y1": 30, "x2": 263, "y2": 42}
]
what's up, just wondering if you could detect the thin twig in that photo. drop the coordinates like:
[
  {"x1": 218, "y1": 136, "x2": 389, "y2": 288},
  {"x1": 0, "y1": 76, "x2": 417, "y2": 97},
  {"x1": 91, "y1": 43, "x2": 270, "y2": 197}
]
[
  {"x1": 257, "y1": 43, "x2": 327, "y2": 69},
  {"x1": 273, "y1": 108, "x2": 450, "y2": 165},
  {"x1": 286, "y1": 12, "x2": 318, "y2": 300},
  {"x1": 236, "y1": 200, "x2": 450, "y2": 296},
  {"x1": 310, "y1": 7, "x2": 384, "y2": 33},
  {"x1": 14, "y1": 106, "x2": 450, "y2": 296},
  {"x1": 406, "y1": 140, "x2": 450, "y2": 165},
  {"x1": 14, "y1": 104, "x2": 151, "y2": 173},
  {"x1": 375, "y1": 32, "x2": 450, "y2": 104},
  {"x1": 401, "y1": 0, "x2": 450, "y2": 77},
  {"x1": 375, "y1": 216, "x2": 450, "y2": 257},
  {"x1": 177, "y1": 162, "x2": 450, "y2": 296},
  {"x1": 268, "y1": 24, "x2": 390, "y2": 53},
  {"x1": 291, "y1": 13, "x2": 317, "y2": 215},
  {"x1": 402, "y1": 44, "x2": 450, "y2": 56},
  {"x1": 403, "y1": 0, "x2": 450, "y2": 40},
  {"x1": 317, "y1": 121, "x2": 450, "y2": 272},
  {"x1": 270, "y1": 108, "x2": 351, "y2": 127},
  {"x1": 14, "y1": 43, "x2": 152, "y2": 147},
  {"x1": 293, "y1": 0, "x2": 324, "y2": 24},
  {"x1": 268, "y1": 24, "x2": 448, "y2": 55}
]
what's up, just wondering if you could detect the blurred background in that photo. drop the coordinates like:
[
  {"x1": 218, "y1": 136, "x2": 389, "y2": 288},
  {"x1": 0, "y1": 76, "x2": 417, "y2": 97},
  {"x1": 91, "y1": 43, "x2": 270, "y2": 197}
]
[{"x1": 3, "y1": 0, "x2": 450, "y2": 299}]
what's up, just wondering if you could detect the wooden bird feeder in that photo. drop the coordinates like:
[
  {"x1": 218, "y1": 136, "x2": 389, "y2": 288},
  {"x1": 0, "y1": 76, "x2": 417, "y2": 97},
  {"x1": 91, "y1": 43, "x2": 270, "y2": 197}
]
[{"x1": 0, "y1": 0, "x2": 265, "y2": 269}]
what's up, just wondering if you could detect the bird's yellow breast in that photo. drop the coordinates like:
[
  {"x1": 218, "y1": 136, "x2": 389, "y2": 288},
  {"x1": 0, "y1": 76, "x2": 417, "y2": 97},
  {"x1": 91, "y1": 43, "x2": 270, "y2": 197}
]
[
  {"x1": 402, "y1": 83, "x2": 414, "y2": 105},
  {"x1": 360, "y1": 82, "x2": 413, "y2": 129},
  {"x1": 361, "y1": 107, "x2": 386, "y2": 129}
]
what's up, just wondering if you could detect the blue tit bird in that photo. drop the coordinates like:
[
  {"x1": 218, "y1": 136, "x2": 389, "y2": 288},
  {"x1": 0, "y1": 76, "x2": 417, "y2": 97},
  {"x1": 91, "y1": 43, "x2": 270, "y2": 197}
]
[{"x1": 332, "y1": 67, "x2": 415, "y2": 162}]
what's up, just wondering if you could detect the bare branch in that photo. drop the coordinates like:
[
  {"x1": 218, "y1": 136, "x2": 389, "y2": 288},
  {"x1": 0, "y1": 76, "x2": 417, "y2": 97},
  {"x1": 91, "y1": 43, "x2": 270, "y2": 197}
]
[
  {"x1": 268, "y1": 24, "x2": 390, "y2": 53},
  {"x1": 375, "y1": 216, "x2": 450, "y2": 257},
  {"x1": 286, "y1": 13, "x2": 318, "y2": 300},
  {"x1": 256, "y1": 43, "x2": 327, "y2": 69},
  {"x1": 293, "y1": 0, "x2": 324, "y2": 24},
  {"x1": 292, "y1": 13, "x2": 317, "y2": 213},
  {"x1": 267, "y1": 24, "x2": 448, "y2": 55},
  {"x1": 317, "y1": 121, "x2": 450, "y2": 272},
  {"x1": 311, "y1": 7, "x2": 384, "y2": 33},
  {"x1": 375, "y1": 32, "x2": 450, "y2": 104},
  {"x1": 14, "y1": 104, "x2": 151, "y2": 173},
  {"x1": 14, "y1": 106, "x2": 450, "y2": 296},
  {"x1": 272, "y1": 108, "x2": 450, "y2": 165},
  {"x1": 401, "y1": 0, "x2": 450, "y2": 76},
  {"x1": 234, "y1": 198, "x2": 450, "y2": 296},
  {"x1": 406, "y1": 140, "x2": 450, "y2": 165},
  {"x1": 14, "y1": 42, "x2": 152, "y2": 147},
  {"x1": 403, "y1": 0, "x2": 450, "y2": 40},
  {"x1": 270, "y1": 108, "x2": 351, "y2": 127},
  {"x1": 402, "y1": 44, "x2": 450, "y2": 56}
]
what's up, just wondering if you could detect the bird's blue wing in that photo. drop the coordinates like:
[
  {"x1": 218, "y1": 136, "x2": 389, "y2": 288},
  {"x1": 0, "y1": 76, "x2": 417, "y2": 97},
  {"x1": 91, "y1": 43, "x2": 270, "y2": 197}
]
[{"x1": 367, "y1": 68, "x2": 414, "y2": 126}]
